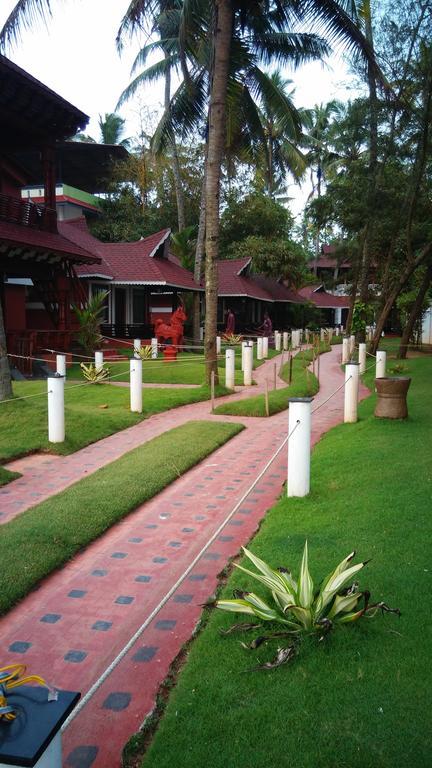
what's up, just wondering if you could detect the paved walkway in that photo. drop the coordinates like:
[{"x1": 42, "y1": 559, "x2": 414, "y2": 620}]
[{"x1": 0, "y1": 347, "x2": 368, "y2": 767}]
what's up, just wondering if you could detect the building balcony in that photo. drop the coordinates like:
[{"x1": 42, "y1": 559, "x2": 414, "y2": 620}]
[{"x1": 0, "y1": 193, "x2": 57, "y2": 233}]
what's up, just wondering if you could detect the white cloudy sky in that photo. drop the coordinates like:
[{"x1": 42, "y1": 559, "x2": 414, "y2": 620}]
[{"x1": 0, "y1": 0, "x2": 358, "y2": 217}]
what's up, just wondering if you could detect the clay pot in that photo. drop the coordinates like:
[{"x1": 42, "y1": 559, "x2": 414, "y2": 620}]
[{"x1": 374, "y1": 377, "x2": 411, "y2": 419}]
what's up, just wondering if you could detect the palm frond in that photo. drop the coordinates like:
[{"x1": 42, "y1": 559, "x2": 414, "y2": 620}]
[
  {"x1": 0, "y1": 0, "x2": 57, "y2": 51},
  {"x1": 251, "y1": 31, "x2": 331, "y2": 69}
]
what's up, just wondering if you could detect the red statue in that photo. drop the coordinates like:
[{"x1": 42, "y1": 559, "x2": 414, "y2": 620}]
[{"x1": 154, "y1": 305, "x2": 187, "y2": 349}]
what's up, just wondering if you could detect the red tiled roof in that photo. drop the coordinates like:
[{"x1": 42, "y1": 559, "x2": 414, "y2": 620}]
[
  {"x1": 58, "y1": 218, "x2": 201, "y2": 291},
  {"x1": 217, "y1": 259, "x2": 303, "y2": 303},
  {"x1": 298, "y1": 284, "x2": 350, "y2": 308},
  {"x1": 0, "y1": 220, "x2": 98, "y2": 263}
]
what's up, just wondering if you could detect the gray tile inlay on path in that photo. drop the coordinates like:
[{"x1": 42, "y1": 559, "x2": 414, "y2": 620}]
[
  {"x1": 9, "y1": 641, "x2": 31, "y2": 653},
  {"x1": 64, "y1": 650, "x2": 87, "y2": 663},
  {"x1": 102, "y1": 692, "x2": 131, "y2": 711},
  {"x1": 173, "y1": 594, "x2": 193, "y2": 603},
  {"x1": 65, "y1": 745, "x2": 99, "y2": 768},
  {"x1": 91, "y1": 569, "x2": 108, "y2": 577},
  {"x1": 132, "y1": 646, "x2": 158, "y2": 662},
  {"x1": 68, "y1": 590, "x2": 87, "y2": 598},
  {"x1": 40, "y1": 614, "x2": 62, "y2": 624},
  {"x1": 135, "y1": 575, "x2": 152, "y2": 583},
  {"x1": 155, "y1": 619, "x2": 177, "y2": 630},
  {"x1": 189, "y1": 574, "x2": 207, "y2": 581}
]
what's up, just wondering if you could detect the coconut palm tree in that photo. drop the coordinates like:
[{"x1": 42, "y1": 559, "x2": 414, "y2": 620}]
[{"x1": 74, "y1": 112, "x2": 132, "y2": 148}]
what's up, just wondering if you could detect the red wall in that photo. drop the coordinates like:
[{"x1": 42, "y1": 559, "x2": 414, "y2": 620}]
[{"x1": 3, "y1": 285, "x2": 26, "y2": 330}]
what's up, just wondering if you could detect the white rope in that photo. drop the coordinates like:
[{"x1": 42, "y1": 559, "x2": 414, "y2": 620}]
[
  {"x1": 61, "y1": 414, "x2": 301, "y2": 731},
  {"x1": 311, "y1": 376, "x2": 352, "y2": 415},
  {"x1": 0, "y1": 389, "x2": 53, "y2": 406}
]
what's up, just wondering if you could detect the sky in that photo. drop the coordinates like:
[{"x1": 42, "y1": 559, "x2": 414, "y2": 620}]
[{"x1": 0, "y1": 0, "x2": 359, "y2": 218}]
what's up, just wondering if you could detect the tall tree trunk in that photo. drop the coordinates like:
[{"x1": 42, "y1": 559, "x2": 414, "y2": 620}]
[
  {"x1": 397, "y1": 263, "x2": 432, "y2": 359},
  {"x1": 0, "y1": 289, "x2": 13, "y2": 401},
  {"x1": 358, "y1": 2, "x2": 378, "y2": 339},
  {"x1": 370, "y1": 243, "x2": 432, "y2": 354},
  {"x1": 164, "y1": 53, "x2": 186, "y2": 232},
  {"x1": 193, "y1": 154, "x2": 207, "y2": 341},
  {"x1": 204, "y1": 0, "x2": 232, "y2": 384}
]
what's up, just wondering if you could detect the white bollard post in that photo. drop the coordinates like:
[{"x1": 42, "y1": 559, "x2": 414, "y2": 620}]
[
  {"x1": 320, "y1": 328, "x2": 325, "y2": 342},
  {"x1": 335, "y1": 326, "x2": 340, "y2": 337},
  {"x1": 376, "y1": 350, "x2": 386, "y2": 379},
  {"x1": 283, "y1": 331, "x2": 289, "y2": 351},
  {"x1": 275, "y1": 331, "x2": 281, "y2": 351},
  {"x1": 200, "y1": 326, "x2": 204, "y2": 341},
  {"x1": 151, "y1": 337, "x2": 158, "y2": 359},
  {"x1": 47, "y1": 375, "x2": 65, "y2": 443},
  {"x1": 349, "y1": 334, "x2": 356, "y2": 357},
  {"x1": 263, "y1": 336, "x2": 269, "y2": 358},
  {"x1": 359, "y1": 342, "x2": 366, "y2": 374},
  {"x1": 133, "y1": 338, "x2": 141, "y2": 358},
  {"x1": 287, "y1": 397, "x2": 313, "y2": 497},
  {"x1": 241, "y1": 340, "x2": 247, "y2": 371},
  {"x1": 305, "y1": 329, "x2": 310, "y2": 344},
  {"x1": 216, "y1": 335, "x2": 221, "y2": 354},
  {"x1": 342, "y1": 337, "x2": 350, "y2": 364},
  {"x1": 95, "y1": 350, "x2": 103, "y2": 370},
  {"x1": 344, "y1": 362, "x2": 359, "y2": 423},
  {"x1": 257, "y1": 337, "x2": 263, "y2": 360},
  {"x1": 130, "y1": 358, "x2": 143, "y2": 413},
  {"x1": 243, "y1": 342, "x2": 253, "y2": 386},
  {"x1": 225, "y1": 348, "x2": 235, "y2": 389},
  {"x1": 56, "y1": 354, "x2": 66, "y2": 378}
]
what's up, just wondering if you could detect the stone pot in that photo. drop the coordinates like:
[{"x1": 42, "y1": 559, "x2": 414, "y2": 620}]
[{"x1": 374, "y1": 376, "x2": 411, "y2": 419}]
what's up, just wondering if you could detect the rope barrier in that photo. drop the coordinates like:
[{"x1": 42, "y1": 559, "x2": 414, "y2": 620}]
[
  {"x1": 0, "y1": 388, "x2": 53, "y2": 406},
  {"x1": 311, "y1": 376, "x2": 352, "y2": 415},
  {"x1": 61, "y1": 409, "x2": 302, "y2": 730}
]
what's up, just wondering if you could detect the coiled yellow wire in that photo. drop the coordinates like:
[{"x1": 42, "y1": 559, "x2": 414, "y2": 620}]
[{"x1": 0, "y1": 664, "x2": 51, "y2": 722}]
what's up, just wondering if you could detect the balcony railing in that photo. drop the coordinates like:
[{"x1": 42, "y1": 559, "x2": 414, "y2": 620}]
[{"x1": 0, "y1": 193, "x2": 57, "y2": 232}]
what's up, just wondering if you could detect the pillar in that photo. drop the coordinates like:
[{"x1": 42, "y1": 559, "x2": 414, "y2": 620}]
[
  {"x1": 257, "y1": 337, "x2": 263, "y2": 360},
  {"x1": 287, "y1": 397, "x2": 313, "y2": 497},
  {"x1": 376, "y1": 350, "x2": 386, "y2": 379},
  {"x1": 48, "y1": 375, "x2": 65, "y2": 443},
  {"x1": 151, "y1": 338, "x2": 158, "y2": 359},
  {"x1": 344, "y1": 362, "x2": 359, "y2": 423},
  {"x1": 263, "y1": 336, "x2": 269, "y2": 358},
  {"x1": 342, "y1": 337, "x2": 350, "y2": 364},
  {"x1": 225, "y1": 349, "x2": 235, "y2": 389},
  {"x1": 95, "y1": 350, "x2": 103, "y2": 370},
  {"x1": 283, "y1": 331, "x2": 289, "y2": 351},
  {"x1": 243, "y1": 342, "x2": 253, "y2": 386},
  {"x1": 56, "y1": 354, "x2": 66, "y2": 378},
  {"x1": 134, "y1": 338, "x2": 141, "y2": 358},
  {"x1": 358, "y1": 342, "x2": 366, "y2": 374},
  {"x1": 130, "y1": 358, "x2": 142, "y2": 413}
]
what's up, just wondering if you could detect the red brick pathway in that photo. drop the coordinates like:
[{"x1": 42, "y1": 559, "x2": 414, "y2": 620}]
[{"x1": 0, "y1": 348, "x2": 368, "y2": 767}]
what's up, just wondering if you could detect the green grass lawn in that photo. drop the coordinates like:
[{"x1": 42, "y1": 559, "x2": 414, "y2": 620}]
[
  {"x1": 67, "y1": 347, "x2": 279, "y2": 386},
  {"x1": 212, "y1": 345, "x2": 328, "y2": 417},
  {"x1": 0, "y1": 380, "x2": 230, "y2": 464},
  {"x1": 0, "y1": 466, "x2": 20, "y2": 487},
  {"x1": 132, "y1": 356, "x2": 432, "y2": 768},
  {"x1": 0, "y1": 420, "x2": 243, "y2": 615}
]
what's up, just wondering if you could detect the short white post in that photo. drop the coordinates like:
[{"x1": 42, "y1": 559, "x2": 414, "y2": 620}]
[
  {"x1": 287, "y1": 397, "x2": 312, "y2": 497},
  {"x1": 243, "y1": 342, "x2": 253, "y2": 386},
  {"x1": 133, "y1": 338, "x2": 141, "y2": 358},
  {"x1": 344, "y1": 362, "x2": 359, "y2": 423},
  {"x1": 200, "y1": 326, "x2": 204, "y2": 341},
  {"x1": 275, "y1": 331, "x2": 281, "y2": 351},
  {"x1": 257, "y1": 337, "x2": 263, "y2": 360},
  {"x1": 241, "y1": 340, "x2": 247, "y2": 371},
  {"x1": 216, "y1": 335, "x2": 221, "y2": 354},
  {"x1": 349, "y1": 334, "x2": 356, "y2": 357},
  {"x1": 320, "y1": 328, "x2": 325, "y2": 342},
  {"x1": 95, "y1": 350, "x2": 103, "y2": 370},
  {"x1": 305, "y1": 329, "x2": 310, "y2": 344},
  {"x1": 151, "y1": 337, "x2": 158, "y2": 359},
  {"x1": 335, "y1": 326, "x2": 340, "y2": 337},
  {"x1": 211, "y1": 370, "x2": 215, "y2": 411},
  {"x1": 342, "y1": 337, "x2": 350, "y2": 364},
  {"x1": 283, "y1": 331, "x2": 289, "y2": 351},
  {"x1": 47, "y1": 375, "x2": 65, "y2": 444},
  {"x1": 263, "y1": 336, "x2": 269, "y2": 358},
  {"x1": 376, "y1": 350, "x2": 386, "y2": 379},
  {"x1": 359, "y1": 342, "x2": 366, "y2": 374},
  {"x1": 130, "y1": 358, "x2": 142, "y2": 413},
  {"x1": 56, "y1": 354, "x2": 66, "y2": 378},
  {"x1": 225, "y1": 348, "x2": 235, "y2": 389}
]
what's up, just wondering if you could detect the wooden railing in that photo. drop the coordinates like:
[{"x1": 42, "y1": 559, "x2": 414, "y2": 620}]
[{"x1": 0, "y1": 193, "x2": 57, "y2": 232}]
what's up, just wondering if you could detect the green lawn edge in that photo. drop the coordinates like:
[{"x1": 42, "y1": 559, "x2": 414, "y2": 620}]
[
  {"x1": 213, "y1": 344, "x2": 330, "y2": 417},
  {"x1": 0, "y1": 420, "x2": 244, "y2": 615},
  {"x1": 135, "y1": 356, "x2": 431, "y2": 768},
  {"x1": 0, "y1": 381, "x2": 231, "y2": 464},
  {"x1": 0, "y1": 466, "x2": 20, "y2": 487}
]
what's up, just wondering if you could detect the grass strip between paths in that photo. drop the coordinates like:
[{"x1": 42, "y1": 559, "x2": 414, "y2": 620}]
[
  {"x1": 0, "y1": 381, "x2": 231, "y2": 464},
  {"x1": 135, "y1": 356, "x2": 431, "y2": 768},
  {"x1": 0, "y1": 420, "x2": 243, "y2": 615},
  {"x1": 0, "y1": 466, "x2": 20, "y2": 487},
  {"x1": 212, "y1": 344, "x2": 329, "y2": 417}
]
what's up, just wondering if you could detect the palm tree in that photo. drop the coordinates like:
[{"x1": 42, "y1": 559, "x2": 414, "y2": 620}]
[{"x1": 75, "y1": 112, "x2": 131, "y2": 148}]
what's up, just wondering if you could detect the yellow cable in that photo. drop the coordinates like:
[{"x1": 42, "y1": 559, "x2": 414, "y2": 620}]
[{"x1": 0, "y1": 664, "x2": 55, "y2": 722}]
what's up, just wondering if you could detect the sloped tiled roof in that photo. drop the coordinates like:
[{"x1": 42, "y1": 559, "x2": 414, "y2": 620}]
[
  {"x1": 217, "y1": 259, "x2": 304, "y2": 303},
  {"x1": 297, "y1": 284, "x2": 350, "y2": 308},
  {"x1": 58, "y1": 218, "x2": 201, "y2": 291},
  {"x1": 0, "y1": 219, "x2": 98, "y2": 263}
]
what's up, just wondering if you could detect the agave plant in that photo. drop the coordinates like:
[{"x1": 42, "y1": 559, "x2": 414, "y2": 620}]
[
  {"x1": 215, "y1": 542, "x2": 400, "y2": 669},
  {"x1": 80, "y1": 362, "x2": 110, "y2": 383},
  {"x1": 221, "y1": 333, "x2": 243, "y2": 345},
  {"x1": 134, "y1": 345, "x2": 153, "y2": 360}
]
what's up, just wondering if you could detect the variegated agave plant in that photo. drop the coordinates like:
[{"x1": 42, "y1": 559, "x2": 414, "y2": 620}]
[
  {"x1": 135, "y1": 345, "x2": 153, "y2": 360},
  {"x1": 215, "y1": 542, "x2": 400, "y2": 669},
  {"x1": 221, "y1": 333, "x2": 243, "y2": 345},
  {"x1": 80, "y1": 362, "x2": 110, "y2": 383}
]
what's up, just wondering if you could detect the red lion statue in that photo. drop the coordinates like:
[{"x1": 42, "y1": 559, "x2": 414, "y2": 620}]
[{"x1": 154, "y1": 305, "x2": 187, "y2": 349}]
